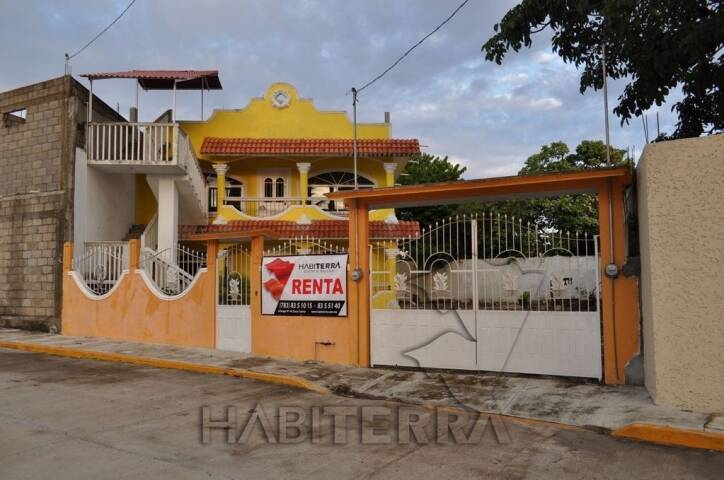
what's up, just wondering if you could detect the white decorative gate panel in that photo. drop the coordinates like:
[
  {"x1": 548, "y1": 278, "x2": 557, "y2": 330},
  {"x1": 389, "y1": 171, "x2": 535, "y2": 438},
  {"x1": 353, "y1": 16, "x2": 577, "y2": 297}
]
[
  {"x1": 476, "y1": 311, "x2": 601, "y2": 378},
  {"x1": 370, "y1": 214, "x2": 603, "y2": 380},
  {"x1": 371, "y1": 310, "x2": 476, "y2": 369}
]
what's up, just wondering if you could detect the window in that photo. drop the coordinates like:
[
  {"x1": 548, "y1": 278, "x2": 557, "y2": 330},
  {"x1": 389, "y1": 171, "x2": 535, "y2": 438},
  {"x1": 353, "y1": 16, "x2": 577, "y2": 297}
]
[
  {"x1": 3, "y1": 108, "x2": 26, "y2": 128},
  {"x1": 207, "y1": 175, "x2": 244, "y2": 213},
  {"x1": 263, "y1": 177, "x2": 286, "y2": 198},
  {"x1": 308, "y1": 171, "x2": 374, "y2": 211}
]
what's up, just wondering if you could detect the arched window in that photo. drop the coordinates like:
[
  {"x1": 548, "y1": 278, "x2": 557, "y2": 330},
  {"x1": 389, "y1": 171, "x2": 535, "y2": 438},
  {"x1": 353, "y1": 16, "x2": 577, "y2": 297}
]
[
  {"x1": 263, "y1": 178, "x2": 274, "y2": 198},
  {"x1": 308, "y1": 171, "x2": 374, "y2": 212},
  {"x1": 275, "y1": 177, "x2": 285, "y2": 198},
  {"x1": 207, "y1": 175, "x2": 244, "y2": 213}
]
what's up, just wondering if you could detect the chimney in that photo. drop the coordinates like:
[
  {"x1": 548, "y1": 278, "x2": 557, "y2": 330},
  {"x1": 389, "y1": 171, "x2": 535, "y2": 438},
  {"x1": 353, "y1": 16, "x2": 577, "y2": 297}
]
[
  {"x1": 129, "y1": 107, "x2": 138, "y2": 122},
  {"x1": 384, "y1": 111, "x2": 390, "y2": 123}
]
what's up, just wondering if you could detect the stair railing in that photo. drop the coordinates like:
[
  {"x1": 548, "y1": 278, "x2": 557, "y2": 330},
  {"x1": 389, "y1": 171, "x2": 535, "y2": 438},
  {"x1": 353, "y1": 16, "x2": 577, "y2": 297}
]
[{"x1": 138, "y1": 244, "x2": 206, "y2": 295}]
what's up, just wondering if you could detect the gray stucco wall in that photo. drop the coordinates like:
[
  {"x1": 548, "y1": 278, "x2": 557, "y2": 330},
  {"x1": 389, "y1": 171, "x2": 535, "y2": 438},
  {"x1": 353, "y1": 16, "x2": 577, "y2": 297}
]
[{"x1": 637, "y1": 134, "x2": 724, "y2": 412}]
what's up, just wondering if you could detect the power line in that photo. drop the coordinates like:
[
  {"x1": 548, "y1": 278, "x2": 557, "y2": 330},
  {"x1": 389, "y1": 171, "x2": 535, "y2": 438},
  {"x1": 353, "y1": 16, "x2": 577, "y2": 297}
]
[
  {"x1": 66, "y1": 0, "x2": 138, "y2": 61},
  {"x1": 356, "y1": 0, "x2": 470, "y2": 94}
]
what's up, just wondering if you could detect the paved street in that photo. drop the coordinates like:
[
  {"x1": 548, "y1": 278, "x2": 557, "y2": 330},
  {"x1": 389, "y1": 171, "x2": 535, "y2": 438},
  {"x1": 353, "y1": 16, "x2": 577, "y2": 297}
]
[{"x1": 0, "y1": 349, "x2": 722, "y2": 480}]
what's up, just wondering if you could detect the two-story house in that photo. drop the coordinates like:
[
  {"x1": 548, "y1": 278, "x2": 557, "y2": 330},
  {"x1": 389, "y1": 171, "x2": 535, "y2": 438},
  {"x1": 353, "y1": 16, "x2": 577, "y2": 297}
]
[{"x1": 75, "y1": 70, "x2": 420, "y2": 299}]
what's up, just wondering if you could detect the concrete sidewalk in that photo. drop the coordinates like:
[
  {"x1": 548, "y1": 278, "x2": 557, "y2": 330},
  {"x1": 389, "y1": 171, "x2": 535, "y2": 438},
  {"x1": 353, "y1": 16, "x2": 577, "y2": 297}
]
[{"x1": 1, "y1": 328, "x2": 722, "y2": 451}]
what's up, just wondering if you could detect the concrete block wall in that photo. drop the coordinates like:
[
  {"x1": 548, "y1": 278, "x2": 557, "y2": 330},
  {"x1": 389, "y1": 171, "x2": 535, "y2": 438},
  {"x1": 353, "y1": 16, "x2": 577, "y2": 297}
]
[{"x1": 0, "y1": 76, "x2": 124, "y2": 332}]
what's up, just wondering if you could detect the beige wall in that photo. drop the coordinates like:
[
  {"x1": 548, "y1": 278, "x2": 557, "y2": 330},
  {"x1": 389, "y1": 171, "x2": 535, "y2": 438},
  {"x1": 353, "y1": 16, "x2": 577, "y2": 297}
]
[{"x1": 637, "y1": 134, "x2": 724, "y2": 412}]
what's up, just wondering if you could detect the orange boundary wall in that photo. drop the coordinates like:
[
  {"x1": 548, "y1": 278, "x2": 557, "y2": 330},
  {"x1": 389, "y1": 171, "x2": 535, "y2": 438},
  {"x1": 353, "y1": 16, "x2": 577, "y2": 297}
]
[{"x1": 61, "y1": 240, "x2": 217, "y2": 348}]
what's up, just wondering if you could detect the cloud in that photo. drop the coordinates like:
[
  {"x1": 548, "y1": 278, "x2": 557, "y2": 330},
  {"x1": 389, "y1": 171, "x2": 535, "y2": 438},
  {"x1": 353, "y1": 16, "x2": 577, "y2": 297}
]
[{"x1": 0, "y1": 0, "x2": 678, "y2": 179}]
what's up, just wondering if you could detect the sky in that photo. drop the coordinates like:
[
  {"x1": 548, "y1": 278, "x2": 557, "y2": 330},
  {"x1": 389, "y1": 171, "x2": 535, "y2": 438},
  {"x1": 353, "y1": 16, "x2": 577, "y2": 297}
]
[{"x1": 0, "y1": 0, "x2": 678, "y2": 178}]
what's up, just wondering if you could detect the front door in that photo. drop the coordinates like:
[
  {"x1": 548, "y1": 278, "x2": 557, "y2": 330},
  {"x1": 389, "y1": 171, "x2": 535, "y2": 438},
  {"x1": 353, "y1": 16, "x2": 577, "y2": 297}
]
[{"x1": 216, "y1": 244, "x2": 252, "y2": 352}]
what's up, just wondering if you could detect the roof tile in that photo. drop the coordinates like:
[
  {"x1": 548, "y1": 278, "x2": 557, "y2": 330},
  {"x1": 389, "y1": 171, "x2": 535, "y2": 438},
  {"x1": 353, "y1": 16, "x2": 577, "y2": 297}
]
[{"x1": 200, "y1": 138, "x2": 420, "y2": 157}]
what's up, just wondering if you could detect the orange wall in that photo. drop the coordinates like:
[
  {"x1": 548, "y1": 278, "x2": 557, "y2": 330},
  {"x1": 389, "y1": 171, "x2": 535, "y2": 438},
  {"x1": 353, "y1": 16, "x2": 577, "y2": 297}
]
[
  {"x1": 62, "y1": 257, "x2": 216, "y2": 349},
  {"x1": 248, "y1": 235, "x2": 353, "y2": 364},
  {"x1": 251, "y1": 314, "x2": 351, "y2": 364}
]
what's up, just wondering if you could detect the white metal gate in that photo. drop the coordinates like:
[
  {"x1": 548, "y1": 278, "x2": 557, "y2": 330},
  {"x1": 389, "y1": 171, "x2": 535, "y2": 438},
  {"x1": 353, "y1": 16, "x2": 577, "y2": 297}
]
[
  {"x1": 370, "y1": 214, "x2": 602, "y2": 379},
  {"x1": 216, "y1": 244, "x2": 252, "y2": 352}
]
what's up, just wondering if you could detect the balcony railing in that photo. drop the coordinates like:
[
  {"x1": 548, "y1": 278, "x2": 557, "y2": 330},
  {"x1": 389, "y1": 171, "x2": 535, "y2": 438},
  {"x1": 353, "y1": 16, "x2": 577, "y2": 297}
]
[
  {"x1": 222, "y1": 196, "x2": 349, "y2": 218},
  {"x1": 87, "y1": 122, "x2": 178, "y2": 165}
]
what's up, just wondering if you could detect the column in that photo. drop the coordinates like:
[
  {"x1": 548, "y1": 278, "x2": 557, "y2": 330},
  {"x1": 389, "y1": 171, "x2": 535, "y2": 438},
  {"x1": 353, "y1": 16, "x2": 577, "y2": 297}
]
[
  {"x1": 157, "y1": 177, "x2": 178, "y2": 263},
  {"x1": 297, "y1": 162, "x2": 311, "y2": 201},
  {"x1": 213, "y1": 163, "x2": 228, "y2": 215},
  {"x1": 383, "y1": 162, "x2": 397, "y2": 187}
]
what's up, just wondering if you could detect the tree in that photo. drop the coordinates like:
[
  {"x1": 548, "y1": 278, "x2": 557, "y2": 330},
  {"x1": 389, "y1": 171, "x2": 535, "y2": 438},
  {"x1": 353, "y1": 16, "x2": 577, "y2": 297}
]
[
  {"x1": 457, "y1": 140, "x2": 628, "y2": 235},
  {"x1": 397, "y1": 153, "x2": 466, "y2": 228},
  {"x1": 482, "y1": 1, "x2": 723, "y2": 138},
  {"x1": 516, "y1": 140, "x2": 628, "y2": 234}
]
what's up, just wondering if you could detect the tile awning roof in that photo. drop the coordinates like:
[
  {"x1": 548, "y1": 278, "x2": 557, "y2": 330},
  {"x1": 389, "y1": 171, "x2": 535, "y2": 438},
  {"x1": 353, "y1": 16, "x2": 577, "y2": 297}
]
[
  {"x1": 80, "y1": 70, "x2": 222, "y2": 90},
  {"x1": 180, "y1": 220, "x2": 420, "y2": 240},
  {"x1": 200, "y1": 138, "x2": 420, "y2": 157}
]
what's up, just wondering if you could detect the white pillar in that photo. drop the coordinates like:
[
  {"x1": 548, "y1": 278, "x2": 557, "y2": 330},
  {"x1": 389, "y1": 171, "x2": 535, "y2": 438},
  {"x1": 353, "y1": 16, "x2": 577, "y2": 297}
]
[{"x1": 157, "y1": 177, "x2": 178, "y2": 263}]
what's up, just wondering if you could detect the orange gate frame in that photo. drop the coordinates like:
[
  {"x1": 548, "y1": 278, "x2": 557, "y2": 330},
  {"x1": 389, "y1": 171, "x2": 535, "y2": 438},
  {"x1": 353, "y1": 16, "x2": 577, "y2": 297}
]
[{"x1": 329, "y1": 167, "x2": 638, "y2": 385}]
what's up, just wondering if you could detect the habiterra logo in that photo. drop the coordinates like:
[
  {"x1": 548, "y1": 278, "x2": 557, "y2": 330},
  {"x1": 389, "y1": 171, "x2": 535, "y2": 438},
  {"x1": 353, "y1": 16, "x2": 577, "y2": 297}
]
[{"x1": 263, "y1": 258, "x2": 295, "y2": 300}]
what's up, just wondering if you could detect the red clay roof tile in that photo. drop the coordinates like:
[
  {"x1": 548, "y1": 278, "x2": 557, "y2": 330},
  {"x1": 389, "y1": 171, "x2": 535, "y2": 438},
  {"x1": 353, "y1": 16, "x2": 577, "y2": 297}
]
[{"x1": 200, "y1": 138, "x2": 420, "y2": 157}]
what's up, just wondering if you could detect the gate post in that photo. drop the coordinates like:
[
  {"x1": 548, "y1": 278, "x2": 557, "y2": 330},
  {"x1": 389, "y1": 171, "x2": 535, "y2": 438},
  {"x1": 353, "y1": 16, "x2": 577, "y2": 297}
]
[
  {"x1": 250, "y1": 235, "x2": 265, "y2": 354},
  {"x1": 348, "y1": 199, "x2": 371, "y2": 366},
  {"x1": 598, "y1": 177, "x2": 640, "y2": 385}
]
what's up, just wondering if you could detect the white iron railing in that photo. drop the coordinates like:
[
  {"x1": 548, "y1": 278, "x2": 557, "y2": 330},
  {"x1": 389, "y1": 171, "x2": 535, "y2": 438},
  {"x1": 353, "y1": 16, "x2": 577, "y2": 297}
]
[
  {"x1": 370, "y1": 214, "x2": 599, "y2": 312},
  {"x1": 87, "y1": 122, "x2": 177, "y2": 164},
  {"x1": 139, "y1": 244, "x2": 207, "y2": 295},
  {"x1": 265, "y1": 236, "x2": 348, "y2": 256},
  {"x1": 223, "y1": 196, "x2": 348, "y2": 217},
  {"x1": 72, "y1": 242, "x2": 129, "y2": 295},
  {"x1": 177, "y1": 130, "x2": 209, "y2": 214}
]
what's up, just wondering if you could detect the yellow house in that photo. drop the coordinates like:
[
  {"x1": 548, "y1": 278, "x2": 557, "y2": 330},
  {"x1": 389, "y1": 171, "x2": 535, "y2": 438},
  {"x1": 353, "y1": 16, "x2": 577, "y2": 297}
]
[
  {"x1": 126, "y1": 79, "x2": 420, "y2": 246},
  {"x1": 64, "y1": 70, "x2": 419, "y2": 362}
]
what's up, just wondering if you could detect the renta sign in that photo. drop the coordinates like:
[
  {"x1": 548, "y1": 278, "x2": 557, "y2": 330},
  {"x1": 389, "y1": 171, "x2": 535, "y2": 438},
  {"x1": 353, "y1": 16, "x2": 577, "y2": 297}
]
[{"x1": 261, "y1": 254, "x2": 348, "y2": 316}]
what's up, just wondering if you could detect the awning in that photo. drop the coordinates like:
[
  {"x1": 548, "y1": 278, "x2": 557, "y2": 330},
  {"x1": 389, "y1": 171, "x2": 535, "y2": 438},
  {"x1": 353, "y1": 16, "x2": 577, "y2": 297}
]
[
  {"x1": 200, "y1": 138, "x2": 420, "y2": 157},
  {"x1": 80, "y1": 70, "x2": 222, "y2": 90}
]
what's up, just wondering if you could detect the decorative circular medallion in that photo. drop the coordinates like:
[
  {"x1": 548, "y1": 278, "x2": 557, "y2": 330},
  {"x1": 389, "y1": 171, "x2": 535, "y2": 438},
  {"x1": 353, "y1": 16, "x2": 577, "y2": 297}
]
[{"x1": 271, "y1": 89, "x2": 291, "y2": 109}]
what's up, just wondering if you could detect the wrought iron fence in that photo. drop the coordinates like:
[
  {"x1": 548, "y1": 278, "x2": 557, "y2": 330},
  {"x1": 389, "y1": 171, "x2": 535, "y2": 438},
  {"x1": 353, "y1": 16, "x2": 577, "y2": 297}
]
[
  {"x1": 72, "y1": 242, "x2": 129, "y2": 295},
  {"x1": 265, "y1": 236, "x2": 348, "y2": 256},
  {"x1": 139, "y1": 244, "x2": 207, "y2": 295},
  {"x1": 370, "y1": 214, "x2": 599, "y2": 312},
  {"x1": 217, "y1": 244, "x2": 251, "y2": 306}
]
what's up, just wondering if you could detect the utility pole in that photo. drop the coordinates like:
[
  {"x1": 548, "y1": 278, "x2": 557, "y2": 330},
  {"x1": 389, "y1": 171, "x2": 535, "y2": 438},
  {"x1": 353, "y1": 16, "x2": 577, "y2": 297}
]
[
  {"x1": 351, "y1": 87, "x2": 359, "y2": 190},
  {"x1": 602, "y1": 44, "x2": 611, "y2": 165}
]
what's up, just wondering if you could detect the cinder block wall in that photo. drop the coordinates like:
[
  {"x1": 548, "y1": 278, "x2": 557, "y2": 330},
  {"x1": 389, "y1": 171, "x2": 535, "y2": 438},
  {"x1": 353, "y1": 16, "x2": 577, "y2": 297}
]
[
  {"x1": 0, "y1": 77, "x2": 71, "y2": 331},
  {"x1": 637, "y1": 134, "x2": 724, "y2": 412},
  {"x1": 0, "y1": 76, "x2": 123, "y2": 332}
]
